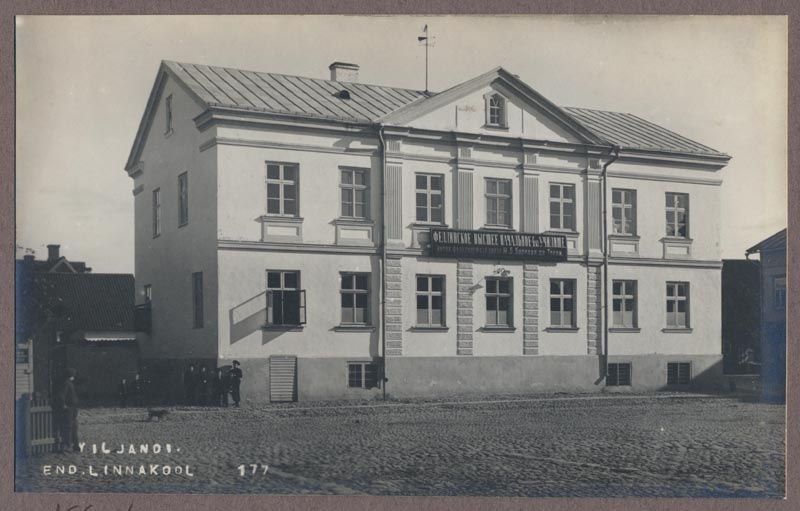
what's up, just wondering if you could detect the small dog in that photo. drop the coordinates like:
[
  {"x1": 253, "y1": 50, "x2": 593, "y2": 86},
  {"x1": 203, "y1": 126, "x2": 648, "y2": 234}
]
[{"x1": 147, "y1": 408, "x2": 169, "y2": 421}]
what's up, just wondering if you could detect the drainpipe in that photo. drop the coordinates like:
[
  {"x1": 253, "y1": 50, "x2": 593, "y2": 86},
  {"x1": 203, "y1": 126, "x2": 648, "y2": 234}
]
[
  {"x1": 601, "y1": 145, "x2": 621, "y2": 379},
  {"x1": 377, "y1": 125, "x2": 388, "y2": 401}
]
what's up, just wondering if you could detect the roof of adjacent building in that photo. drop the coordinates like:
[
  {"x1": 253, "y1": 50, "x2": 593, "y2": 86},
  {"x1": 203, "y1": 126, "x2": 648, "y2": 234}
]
[
  {"x1": 149, "y1": 61, "x2": 726, "y2": 160},
  {"x1": 746, "y1": 228, "x2": 787, "y2": 255},
  {"x1": 33, "y1": 273, "x2": 136, "y2": 333}
]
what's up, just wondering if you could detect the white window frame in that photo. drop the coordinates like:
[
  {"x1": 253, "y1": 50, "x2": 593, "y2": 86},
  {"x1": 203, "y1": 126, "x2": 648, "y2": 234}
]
[
  {"x1": 485, "y1": 178, "x2": 512, "y2": 228},
  {"x1": 266, "y1": 270, "x2": 305, "y2": 326},
  {"x1": 340, "y1": 168, "x2": 370, "y2": 220},
  {"x1": 485, "y1": 276, "x2": 513, "y2": 327},
  {"x1": 612, "y1": 189, "x2": 637, "y2": 235},
  {"x1": 415, "y1": 173, "x2": 444, "y2": 224},
  {"x1": 612, "y1": 280, "x2": 637, "y2": 328},
  {"x1": 666, "y1": 192, "x2": 689, "y2": 238},
  {"x1": 415, "y1": 275, "x2": 446, "y2": 327},
  {"x1": 550, "y1": 278, "x2": 576, "y2": 328},
  {"x1": 340, "y1": 273, "x2": 370, "y2": 325},
  {"x1": 485, "y1": 93, "x2": 508, "y2": 128},
  {"x1": 549, "y1": 183, "x2": 576, "y2": 231},
  {"x1": 266, "y1": 163, "x2": 299, "y2": 217},
  {"x1": 666, "y1": 281, "x2": 690, "y2": 328}
]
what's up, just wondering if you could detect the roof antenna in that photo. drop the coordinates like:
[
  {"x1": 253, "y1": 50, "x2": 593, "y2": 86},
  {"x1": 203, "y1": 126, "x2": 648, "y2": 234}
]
[{"x1": 417, "y1": 24, "x2": 435, "y2": 92}]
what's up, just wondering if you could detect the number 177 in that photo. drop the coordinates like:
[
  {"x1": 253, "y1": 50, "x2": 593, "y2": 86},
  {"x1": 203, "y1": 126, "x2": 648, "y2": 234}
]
[{"x1": 237, "y1": 463, "x2": 269, "y2": 476}]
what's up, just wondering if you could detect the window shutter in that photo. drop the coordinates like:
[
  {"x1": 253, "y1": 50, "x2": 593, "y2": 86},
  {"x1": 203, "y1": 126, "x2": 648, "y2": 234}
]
[
  {"x1": 299, "y1": 290, "x2": 307, "y2": 325},
  {"x1": 266, "y1": 290, "x2": 274, "y2": 325}
]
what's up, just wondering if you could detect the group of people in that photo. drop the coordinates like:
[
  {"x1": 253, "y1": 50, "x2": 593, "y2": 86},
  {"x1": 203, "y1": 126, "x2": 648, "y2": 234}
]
[
  {"x1": 183, "y1": 360, "x2": 242, "y2": 407},
  {"x1": 116, "y1": 372, "x2": 147, "y2": 407}
]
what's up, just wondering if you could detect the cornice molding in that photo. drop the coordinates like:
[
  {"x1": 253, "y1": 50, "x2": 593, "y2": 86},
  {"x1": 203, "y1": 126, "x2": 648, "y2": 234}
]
[{"x1": 200, "y1": 136, "x2": 377, "y2": 157}]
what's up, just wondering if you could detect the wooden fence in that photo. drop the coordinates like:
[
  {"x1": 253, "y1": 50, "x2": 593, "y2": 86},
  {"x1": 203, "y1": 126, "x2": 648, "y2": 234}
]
[{"x1": 17, "y1": 394, "x2": 55, "y2": 457}]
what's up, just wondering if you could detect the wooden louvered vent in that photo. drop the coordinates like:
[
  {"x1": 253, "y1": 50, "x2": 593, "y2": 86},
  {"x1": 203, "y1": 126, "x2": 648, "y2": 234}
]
[{"x1": 269, "y1": 355, "x2": 297, "y2": 402}]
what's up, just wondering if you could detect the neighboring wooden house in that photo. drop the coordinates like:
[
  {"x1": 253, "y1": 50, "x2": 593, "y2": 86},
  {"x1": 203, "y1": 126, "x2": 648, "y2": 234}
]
[
  {"x1": 746, "y1": 229, "x2": 787, "y2": 403},
  {"x1": 16, "y1": 248, "x2": 144, "y2": 402},
  {"x1": 721, "y1": 259, "x2": 761, "y2": 375}
]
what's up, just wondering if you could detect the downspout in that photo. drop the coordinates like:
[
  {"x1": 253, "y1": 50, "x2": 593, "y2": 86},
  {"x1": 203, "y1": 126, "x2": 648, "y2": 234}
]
[
  {"x1": 601, "y1": 145, "x2": 621, "y2": 379},
  {"x1": 377, "y1": 125, "x2": 388, "y2": 401}
]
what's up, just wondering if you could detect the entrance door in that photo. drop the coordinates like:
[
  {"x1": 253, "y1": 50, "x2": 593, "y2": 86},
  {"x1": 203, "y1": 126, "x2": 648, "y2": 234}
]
[{"x1": 269, "y1": 355, "x2": 297, "y2": 402}]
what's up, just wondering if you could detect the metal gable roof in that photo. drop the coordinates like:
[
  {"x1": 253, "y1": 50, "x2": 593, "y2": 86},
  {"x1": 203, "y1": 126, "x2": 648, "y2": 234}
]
[
  {"x1": 164, "y1": 61, "x2": 430, "y2": 123},
  {"x1": 564, "y1": 107, "x2": 727, "y2": 157},
  {"x1": 746, "y1": 228, "x2": 787, "y2": 255}
]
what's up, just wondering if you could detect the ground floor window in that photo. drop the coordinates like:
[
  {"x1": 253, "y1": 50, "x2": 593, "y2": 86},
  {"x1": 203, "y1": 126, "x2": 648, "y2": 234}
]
[
  {"x1": 667, "y1": 362, "x2": 691, "y2": 385},
  {"x1": 550, "y1": 279, "x2": 576, "y2": 327},
  {"x1": 666, "y1": 281, "x2": 690, "y2": 328},
  {"x1": 348, "y1": 362, "x2": 378, "y2": 389},
  {"x1": 606, "y1": 363, "x2": 632, "y2": 386},
  {"x1": 266, "y1": 270, "x2": 306, "y2": 326},
  {"x1": 341, "y1": 273, "x2": 370, "y2": 325},
  {"x1": 612, "y1": 280, "x2": 637, "y2": 328}
]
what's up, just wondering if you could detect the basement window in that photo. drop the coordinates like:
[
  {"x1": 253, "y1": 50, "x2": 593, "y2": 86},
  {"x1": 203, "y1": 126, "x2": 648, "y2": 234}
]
[
  {"x1": 348, "y1": 362, "x2": 378, "y2": 389},
  {"x1": 607, "y1": 363, "x2": 632, "y2": 386},
  {"x1": 667, "y1": 362, "x2": 691, "y2": 385}
]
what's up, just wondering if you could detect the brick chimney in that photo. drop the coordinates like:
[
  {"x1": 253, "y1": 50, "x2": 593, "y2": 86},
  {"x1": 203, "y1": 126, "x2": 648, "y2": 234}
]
[
  {"x1": 329, "y1": 62, "x2": 359, "y2": 83},
  {"x1": 47, "y1": 244, "x2": 60, "y2": 262}
]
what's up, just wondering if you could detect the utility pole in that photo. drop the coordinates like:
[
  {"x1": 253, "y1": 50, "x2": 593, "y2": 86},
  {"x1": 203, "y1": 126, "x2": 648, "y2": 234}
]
[{"x1": 418, "y1": 25, "x2": 435, "y2": 92}]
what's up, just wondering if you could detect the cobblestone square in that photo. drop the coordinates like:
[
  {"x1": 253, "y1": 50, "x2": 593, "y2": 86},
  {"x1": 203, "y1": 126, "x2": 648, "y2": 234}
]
[{"x1": 16, "y1": 393, "x2": 785, "y2": 497}]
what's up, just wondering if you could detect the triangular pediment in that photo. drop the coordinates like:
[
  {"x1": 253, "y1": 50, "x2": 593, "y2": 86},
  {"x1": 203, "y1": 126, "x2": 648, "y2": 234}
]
[{"x1": 380, "y1": 68, "x2": 603, "y2": 144}]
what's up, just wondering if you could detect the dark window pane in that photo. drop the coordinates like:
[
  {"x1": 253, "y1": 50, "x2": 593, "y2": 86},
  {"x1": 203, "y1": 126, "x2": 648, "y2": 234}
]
[
  {"x1": 564, "y1": 298, "x2": 574, "y2": 312},
  {"x1": 284, "y1": 184, "x2": 296, "y2": 200},
  {"x1": 550, "y1": 184, "x2": 559, "y2": 197},
  {"x1": 267, "y1": 183, "x2": 280, "y2": 199},
  {"x1": 283, "y1": 199, "x2": 296, "y2": 215},
  {"x1": 267, "y1": 165, "x2": 280, "y2": 180},
  {"x1": 355, "y1": 294, "x2": 368, "y2": 308},
  {"x1": 356, "y1": 275, "x2": 369, "y2": 290},
  {"x1": 416, "y1": 193, "x2": 427, "y2": 208},
  {"x1": 283, "y1": 166, "x2": 296, "y2": 181},
  {"x1": 432, "y1": 295, "x2": 442, "y2": 310},
  {"x1": 342, "y1": 293, "x2": 354, "y2": 308},
  {"x1": 431, "y1": 277, "x2": 443, "y2": 292},
  {"x1": 341, "y1": 170, "x2": 352, "y2": 184},
  {"x1": 284, "y1": 273, "x2": 298, "y2": 289},
  {"x1": 563, "y1": 280, "x2": 574, "y2": 295},
  {"x1": 417, "y1": 295, "x2": 428, "y2": 311},
  {"x1": 499, "y1": 279, "x2": 510, "y2": 294},
  {"x1": 486, "y1": 280, "x2": 497, "y2": 293},
  {"x1": 499, "y1": 296, "x2": 510, "y2": 312},
  {"x1": 551, "y1": 297, "x2": 561, "y2": 312},
  {"x1": 613, "y1": 281, "x2": 622, "y2": 295},
  {"x1": 487, "y1": 180, "x2": 497, "y2": 194},
  {"x1": 354, "y1": 171, "x2": 367, "y2": 186},
  {"x1": 550, "y1": 280, "x2": 560, "y2": 294},
  {"x1": 431, "y1": 208, "x2": 442, "y2": 223},
  {"x1": 613, "y1": 298, "x2": 622, "y2": 312},
  {"x1": 267, "y1": 272, "x2": 281, "y2": 289},
  {"x1": 267, "y1": 199, "x2": 281, "y2": 214},
  {"x1": 416, "y1": 207, "x2": 428, "y2": 221},
  {"x1": 430, "y1": 176, "x2": 442, "y2": 190},
  {"x1": 417, "y1": 277, "x2": 428, "y2": 291},
  {"x1": 416, "y1": 175, "x2": 427, "y2": 189},
  {"x1": 613, "y1": 190, "x2": 621, "y2": 203},
  {"x1": 564, "y1": 186, "x2": 574, "y2": 200},
  {"x1": 342, "y1": 275, "x2": 353, "y2": 289},
  {"x1": 431, "y1": 194, "x2": 442, "y2": 208},
  {"x1": 355, "y1": 203, "x2": 366, "y2": 218}
]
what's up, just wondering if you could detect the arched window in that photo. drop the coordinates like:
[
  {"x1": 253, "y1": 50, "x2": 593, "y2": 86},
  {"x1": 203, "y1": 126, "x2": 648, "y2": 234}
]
[{"x1": 487, "y1": 94, "x2": 506, "y2": 127}]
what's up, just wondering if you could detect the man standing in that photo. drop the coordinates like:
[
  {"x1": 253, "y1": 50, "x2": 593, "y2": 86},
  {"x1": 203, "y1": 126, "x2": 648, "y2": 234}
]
[
  {"x1": 213, "y1": 368, "x2": 229, "y2": 407},
  {"x1": 183, "y1": 364, "x2": 197, "y2": 405},
  {"x1": 198, "y1": 365, "x2": 210, "y2": 406},
  {"x1": 229, "y1": 360, "x2": 243, "y2": 407},
  {"x1": 54, "y1": 368, "x2": 79, "y2": 452}
]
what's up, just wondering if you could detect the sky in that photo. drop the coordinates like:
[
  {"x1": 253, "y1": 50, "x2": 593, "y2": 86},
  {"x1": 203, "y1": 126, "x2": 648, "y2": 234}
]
[{"x1": 15, "y1": 15, "x2": 787, "y2": 274}]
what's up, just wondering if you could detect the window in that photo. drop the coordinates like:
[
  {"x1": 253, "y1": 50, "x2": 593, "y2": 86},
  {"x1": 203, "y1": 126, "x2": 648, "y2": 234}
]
[
  {"x1": 266, "y1": 163, "x2": 298, "y2": 216},
  {"x1": 165, "y1": 94, "x2": 173, "y2": 134},
  {"x1": 612, "y1": 280, "x2": 637, "y2": 328},
  {"x1": 485, "y1": 178, "x2": 512, "y2": 227},
  {"x1": 487, "y1": 94, "x2": 507, "y2": 127},
  {"x1": 666, "y1": 282, "x2": 690, "y2": 328},
  {"x1": 667, "y1": 362, "x2": 691, "y2": 385},
  {"x1": 774, "y1": 276, "x2": 786, "y2": 311},
  {"x1": 266, "y1": 271, "x2": 306, "y2": 326},
  {"x1": 416, "y1": 275, "x2": 445, "y2": 326},
  {"x1": 666, "y1": 193, "x2": 689, "y2": 238},
  {"x1": 341, "y1": 273, "x2": 370, "y2": 325},
  {"x1": 16, "y1": 345, "x2": 30, "y2": 364},
  {"x1": 549, "y1": 183, "x2": 576, "y2": 231},
  {"x1": 485, "y1": 277, "x2": 513, "y2": 327},
  {"x1": 340, "y1": 169, "x2": 369, "y2": 219},
  {"x1": 607, "y1": 363, "x2": 632, "y2": 386},
  {"x1": 415, "y1": 174, "x2": 444, "y2": 223},
  {"x1": 612, "y1": 189, "x2": 637, "y2": 235},
  {"x1": 348, "y1": 362, "x2": 378, "y2": 389},
  {"x1": 152, "y1": 188, "x2": 161, "y2": 237},
  {"x1": 143, "y1": 284, "x2": 152, "y2": 303},
  {"x1": 550, "y1": 279, "x2": 576, "y2": 327},
  {"x1": 192, "y1": 272, "x2": 203, "y2": 328},
  {"x1": 178, "y1": 172, "x2": 188, "y2": 226}
]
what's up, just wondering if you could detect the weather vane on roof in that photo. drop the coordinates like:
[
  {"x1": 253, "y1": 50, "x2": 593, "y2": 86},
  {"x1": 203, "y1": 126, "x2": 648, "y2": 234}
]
[{"x1": 418, "y1": 24, "x2": 435, "y2": 93}]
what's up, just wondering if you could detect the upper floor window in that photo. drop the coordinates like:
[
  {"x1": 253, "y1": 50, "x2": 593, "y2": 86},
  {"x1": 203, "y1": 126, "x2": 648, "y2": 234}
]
[
  {"x1": 666, "y1": 281, "x2": 690, "y2": 328},
  {"x1": 178, "y1": 172, "x2": 188, "y2": 226},
  {"x1": 666, "y1": 192, "x2": 689, "y2": 238},
  {"x1": 340, "y1": 169, "x2": 369, "y2": 219},
  {"x1": 485, "y1": 178, "x2": 512, "y2": 228},
  {"x1": 416, "y1": 275, "x2": 445, "y2": 327},
  {"x1": 612, "y1": 280, "x2": 637, "y2": 328},
  {"x1": 485, "y1": 277, "x2": 513, "y2": 327},
  {"x1": 266, "y1": 270, "x2": 306, "y2": 326},
  {"x1": 486, "y1": 94, "x2": 507, "y2": 128},
  {"x1": 774, "y1": 276, "x2": 786, "y2": 311},
  {"x1": 550, "y1": 279, "x2": 576, "y2": 328},
  {"x1": 341, "y1": 273, "x2": 370, "y2": 325},
  {"x1": 415, "y1": 174, "x2": 444, "y2": 224},
  {"x1": 549, "y1": 183, "x2": 576, "y2": 231},
  {"x1": 612, "y1": 189, "x2": 636, "y2": 235},
  {"x1": 192, "y1": 272, "x2": 203, "y2": 329},
  {"x1": 164, "y1": 94, "x2": 173, "y2": 134},
  {"x1": 152, "y1": 188, "x2": 161, "y2": 238},
  {"x1": 266, "y1": 163, "x2": 298, "y2": 216}
]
